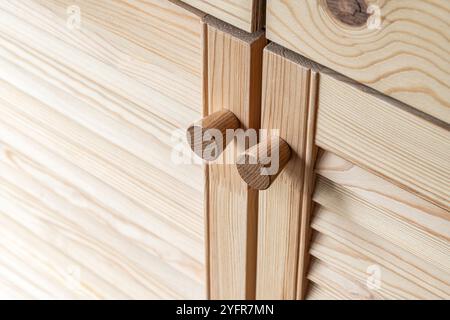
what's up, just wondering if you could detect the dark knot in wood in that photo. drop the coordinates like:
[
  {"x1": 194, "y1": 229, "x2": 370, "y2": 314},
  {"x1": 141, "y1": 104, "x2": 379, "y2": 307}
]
[{"x1": 326, "y1": 0, "x2": 370, "y2": 27}]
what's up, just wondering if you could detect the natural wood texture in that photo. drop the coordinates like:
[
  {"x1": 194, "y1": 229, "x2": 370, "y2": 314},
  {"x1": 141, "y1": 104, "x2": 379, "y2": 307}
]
[
  {"x1": 307, "y1": 152, "x2": 450, "y2": 300},
  {"x1": 307, "y1": 258, "x2": 384, "y2": 300},
  {"x1": 316, "y1": 152, "x2": 450, "y2": 246},
  {"x1": 256, "y1": 43, "x2": 319, "y2": 299},
  {"x1": 266, "y1": 0, "x2": 450, "y2": 123},
  {"x1": 187, "y1": 110, "x2": 240, "y2": 161},
  {"x1": 296, "y1": 72, "x2": 320, "y2": 300},
  {"x1": 205, "y1": 17, "x2": 266, "y2": 299},
  {"x1": 314, "y1": 176, "x2": 450, "y2": 274},
  {"x1": 315, "y1": 70, "x2": 450, "y2": 210},
  {"x1": 181, "y1": 0, "x2": 265, "y2": 32},
  {"x1": 236, "y1": 136, "x2": 292, "y2": 190},
  {"x1": 306, "y1": 282, "x2": 342, "y2": 300},
  {"x1": 325, "y1": 0, "x2": 370, "y2": 26},
  {"x1": 0, "y1": 0, "x2": 206, "y2": 299},
  {"x1": 311, "y1": 208, "x2": 450, "y2": 299}
]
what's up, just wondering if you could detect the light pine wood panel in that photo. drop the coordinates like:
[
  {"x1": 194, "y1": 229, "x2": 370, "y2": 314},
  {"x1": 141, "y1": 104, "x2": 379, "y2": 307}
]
[
  {"x1": 311, "y1": 208, "x2": 450, "y2": 299},
  {"x1": 316, "y1": 70, "x2": 450, "y2": 210},
  {"x1": 314, "y1": 170, "x2": 450, "y2": 273},
  {"x1": 206, "y1": 17, "x2": 266, "y2": 299},
  {"x1": 308, "y1": 152, "x2": 450, "y2": 300},
  {"x1": 316, "y1": 152, "x2": 450, "y2": 245},
  {"x1": 307, "y1": 258, "x2": 383, "y2": 300},
  {"x1": 0, "y1": 0, "x2": 206, "y2": 299},
  {"x1": 266, "y1": 0, "x2": 450, "y2": 123},
  {"x1": 181, "y1": 0, "x2": 264, "y2": 32},
  {"x1": 314, "y1": 176, "x2": 450, "y2": 275},
  {"x1": 306, "y1": 283, "x2": 341, "y2": 300},
  {"x1": 256, "y1": 44, "x2": 319, "y2": 299}
]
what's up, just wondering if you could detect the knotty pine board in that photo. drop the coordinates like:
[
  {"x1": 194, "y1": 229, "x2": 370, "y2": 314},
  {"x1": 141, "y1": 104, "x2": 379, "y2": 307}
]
[
  {"x1": 256, "y1": 43, "x2": 319, "y2": 300},
  {"x1": 181, "y1": 0, "x2": 265, "y2": 32},
  {"x1": 266, "y1": 0, "x2": 450, "y2": 123},
  {"x1": 0, "y1": 0, "x2": 206, "y2": 299},
  {"x1": 206, "y1": 16, "x2": 266, "y2": 299}
]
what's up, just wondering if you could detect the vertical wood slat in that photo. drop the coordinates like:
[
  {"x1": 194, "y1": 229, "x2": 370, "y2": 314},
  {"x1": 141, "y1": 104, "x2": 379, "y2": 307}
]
[
  {"x1": 205, "y1": 16, "x2": 266, "y2": 299},
  {"x1": 256, "y1": 43, "x2": 320, "y2": 299}
]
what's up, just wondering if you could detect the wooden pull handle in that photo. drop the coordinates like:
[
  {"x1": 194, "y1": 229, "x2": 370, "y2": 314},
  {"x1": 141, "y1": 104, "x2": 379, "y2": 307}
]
[
  {"x1": 236, "y1": 136, "x2": 292, "y2": 190},
  {"x1": 186, "y1": 110, "x2": 240, "y2": 161}
]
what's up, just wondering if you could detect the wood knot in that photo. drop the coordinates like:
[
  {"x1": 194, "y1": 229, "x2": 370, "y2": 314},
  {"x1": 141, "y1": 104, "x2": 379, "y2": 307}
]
[{"x1": 325, "y1": 0, "x2": 369, "y2": 27}]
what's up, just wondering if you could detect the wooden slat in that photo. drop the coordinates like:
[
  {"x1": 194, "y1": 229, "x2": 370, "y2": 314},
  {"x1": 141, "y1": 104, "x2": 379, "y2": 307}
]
[
  {"x1": 0, "y1": 0, "x2": 206, "y2": 299},
  {"x1": 307, "y1": 258, "x2": 382, "y2": 300},
  {"x1": 181, "y1": 0, "x2": 265, "y2": 32},
  {"x1": 315, "y1": 70, "x2": 450, "y2": 210},
  {"x1": 311, "y1": 207, "x2": 450, "y2": 299},
  {"x1": 266, "y1": 0, "x2": 450, "y2": 123},
  {"x1": 316, "y1": 152, "x2": 450, "y2": 244},
  {"x1": 206, "y1": 17, "x2": 266, "y2": 299},
  {"x1": 306, "y1": 282, "x2": 339, "y2": 300},
  {"x1": 313, "y1": 175, "x2": 450, "y2": 275},
  {"x1": 256, "y1": 43, "x2": 319, "y2": 299}
]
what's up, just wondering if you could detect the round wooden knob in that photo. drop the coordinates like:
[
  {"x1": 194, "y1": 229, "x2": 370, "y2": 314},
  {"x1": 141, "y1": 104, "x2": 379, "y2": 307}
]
[
  {"x1": 236, "y1": 136, "x2": 292, "y2": 190},
  {"x1": 186, "y1": 110, "x2": 240, "y2": 161}
]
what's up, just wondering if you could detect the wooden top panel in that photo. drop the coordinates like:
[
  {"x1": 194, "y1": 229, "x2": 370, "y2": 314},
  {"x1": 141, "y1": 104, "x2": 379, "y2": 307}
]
[
  {"x1": 266, "y1": 0, "x2": 450, "y2": 123},
  {"x1": 181, "y1": 0, "x2": 264, "y2": 32}
]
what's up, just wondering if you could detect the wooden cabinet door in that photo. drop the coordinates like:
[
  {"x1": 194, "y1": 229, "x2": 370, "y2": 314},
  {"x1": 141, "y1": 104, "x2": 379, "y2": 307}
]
[
  {"x1": 0, "y1": 0, "x2": 206, "y2": 299},
  {"x1": 256, "y1": 42, "x2": 450, "y2": 300}
]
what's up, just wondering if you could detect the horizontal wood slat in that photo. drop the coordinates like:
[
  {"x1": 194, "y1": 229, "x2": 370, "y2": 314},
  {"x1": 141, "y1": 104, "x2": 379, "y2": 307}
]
[
  {"x1": 181, "y1": 0, "x2": 264, "y2": 32},
  {"x1": 314, "y1": 177, "x2": 450, "y2": 275},
  {"x1": 307, "y1": 152, "x2": 450, "y2": 300},
  {"x1": 307, "y1": 258, "x2": 382, "y2": 300},
  {"x1": 311, "y1": 208, "x2": 450, "y2": 299},
  {"x1": 316, "y1": 70, "x2": 450, "y2": 210}
]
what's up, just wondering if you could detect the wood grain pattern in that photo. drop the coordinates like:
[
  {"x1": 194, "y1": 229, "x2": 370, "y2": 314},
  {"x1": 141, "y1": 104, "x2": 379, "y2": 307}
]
[
  {"x1": 266, "y1": 0, "x2": 450, "y2": 123},
  {"x1": 0, "y1": 0, "x2": 206, "y2": 299},
  {"x1": 311, "y1": 207, "x2": 450, "y2": 299},
  {"x1": 206, "y1": 17, "x2": 266, "y2": 299},
  {"x1": 256, "y1": 43, "x2": 319, "y2": 299},
  {"x1": 316, "y1": 152, "x2": 450, "y2": 244},
  {"x1": 306, "y1": 282, "x2": 342, "y2": 300},
  {"x1": 307, "y1": 153, "x2": 450, "y2": 300},
  {"x1": 181, "y1": 0, "x2": 264, "y2": 32},
  {"x1": 187, "y1": 110, "x2": 241, "y2": 161},
  {"x1": 307, "y1": 258, "x2": 384, "y2": 300},
  {"x1": 316, "y1": 70, "x2": 450, "y2": 210},
  {"x1": 314, "y1": 176, "x2": 450, "y2": 275},
  {"x1": 311, "y1": 152, "x2": 450, "y2": 290}
]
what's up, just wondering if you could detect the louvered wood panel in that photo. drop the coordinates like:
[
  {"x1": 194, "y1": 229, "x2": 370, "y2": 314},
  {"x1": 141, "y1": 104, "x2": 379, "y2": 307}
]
[{"x1": 306, "y1": 152, "x2": 450, "y2": 300}]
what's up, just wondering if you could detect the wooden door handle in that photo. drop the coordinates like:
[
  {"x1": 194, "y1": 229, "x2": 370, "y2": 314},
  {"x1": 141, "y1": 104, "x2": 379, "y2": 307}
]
[
  {"x1": 236, "y1": 136, "x2": 292, "y2": 190},
  {"x1": 186, "y1": 110, "x2": 240, "y2": 161}
]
